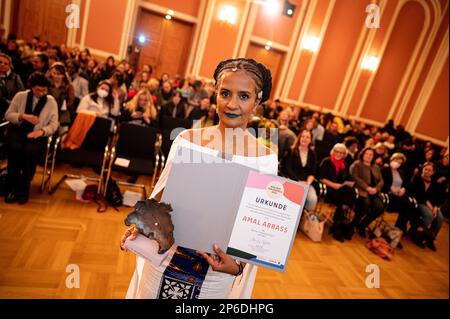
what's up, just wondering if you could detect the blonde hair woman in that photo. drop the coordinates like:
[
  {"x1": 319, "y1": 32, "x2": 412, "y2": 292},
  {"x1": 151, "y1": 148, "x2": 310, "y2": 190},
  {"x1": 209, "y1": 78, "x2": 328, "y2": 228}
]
[{"x1": 123, "y1": 89, "x2": 157, "y2": 126}]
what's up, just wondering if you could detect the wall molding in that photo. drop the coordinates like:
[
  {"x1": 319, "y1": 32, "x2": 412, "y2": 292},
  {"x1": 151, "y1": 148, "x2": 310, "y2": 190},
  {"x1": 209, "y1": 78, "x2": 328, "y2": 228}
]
[
  {"x1": 394, "y1": 0, "x2": 447, "y2": 124},
  {"x1": 138, "y1": 1, "x2": 199, "y2": 24},
  {"x1": 273, "y1": 0, "x2": 308, "y2": 98},
  {"x1": 389, "y1": 0, "x2": 433, "y2": 123},
  {"x1": 118, "y1": 0, "x2": 137, "y2": 59},
  {"x1": 414, "y1": 132, "x2": 448, "y2": 147},
  {"x1": 237, "y1": 2, "x2": 258, "y2": 57},
  {"x1": 79, "y1": 0, "x2": 91, "y2": 51},
  {"x1": 281, "y1": 0, "x2": 317, "y2": 100},
  {"x1": 338, "y1": 0, "x2": 387, "y2": 116},
  {"x1": 2, "y1": 0, "x2": 12, "y2": 37},
  {"x1": 249, "y1": 35, "x2": 290, "y2": 52},
  {"x1": 186, "y1": 0, "x2": 207, "y2": 76},
  {"x1": 298, "y1": 0, "x2": 336, "y2": 103},
  {"x1": 407, "y1": 27, "x2": 448, "y2": 134},
  {"x1": 192, "y1": 0, "x2": 215, "y2": 77},
  {"x1": 89, "y1": 48, "x2": 120, "y2": 60},
  {"x1": 355, "y1": 0, "x2": 403, "y2": 118},
  {"x1": 232, "y1": 0, "x2": 251, "y2": 59}
]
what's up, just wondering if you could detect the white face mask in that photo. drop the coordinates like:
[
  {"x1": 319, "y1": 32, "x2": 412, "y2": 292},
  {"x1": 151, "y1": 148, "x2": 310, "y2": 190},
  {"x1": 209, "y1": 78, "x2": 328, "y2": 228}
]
[
  {"x1": 390, "y1": 161, "x2": 401, "y2": 169},
  {"x1": 97, "y1": 89, "x2": 108, "y2": 98}
]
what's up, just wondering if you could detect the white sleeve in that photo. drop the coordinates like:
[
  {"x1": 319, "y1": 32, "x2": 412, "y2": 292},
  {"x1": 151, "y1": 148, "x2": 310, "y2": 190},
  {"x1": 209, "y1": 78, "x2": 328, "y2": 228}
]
[{"x1": 77, "y1": 95, "x2": 91, "y2": 113}]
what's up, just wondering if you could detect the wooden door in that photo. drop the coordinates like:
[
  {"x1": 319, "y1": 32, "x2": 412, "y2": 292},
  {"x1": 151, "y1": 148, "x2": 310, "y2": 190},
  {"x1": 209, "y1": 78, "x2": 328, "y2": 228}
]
[
  {"x1": 133, "y1": 8, "x2": 194, "y2": 78},
  {"x1": 15, "y1": 0, "x2": 68, "y2": 45},
  {"x1": 44, "y1": 0, "x2": 70, "y2": 45},
  {"x1": 246, "y1": 43, "x2": 285, "y2": 99}
]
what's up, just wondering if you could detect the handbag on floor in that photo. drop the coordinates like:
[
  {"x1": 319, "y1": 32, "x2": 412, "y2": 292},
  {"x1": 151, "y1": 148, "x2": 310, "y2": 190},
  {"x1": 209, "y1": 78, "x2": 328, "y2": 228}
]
[
  {"x1": 300, "y1": 210, "x2": 328, "y2": 242},
  {"x1": 105, "y1": 178, "x2": 123, "y2": 207},
  {"x1": 367, "y1": 237, "x2": 394, "y2": 260}
]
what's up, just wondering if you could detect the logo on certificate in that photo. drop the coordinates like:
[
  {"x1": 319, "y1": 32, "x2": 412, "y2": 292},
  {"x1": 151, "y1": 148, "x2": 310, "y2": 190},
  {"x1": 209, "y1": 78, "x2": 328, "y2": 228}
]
[{"x1": 266, "y1": 181, "x2": 284, "y2": 199}]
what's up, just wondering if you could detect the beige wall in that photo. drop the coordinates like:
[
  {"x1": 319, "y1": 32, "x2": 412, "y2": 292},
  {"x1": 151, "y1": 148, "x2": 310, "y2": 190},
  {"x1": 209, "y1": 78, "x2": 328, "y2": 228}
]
[{"x1": 7, "y1": 0, "x2": 449, "y2": 146}]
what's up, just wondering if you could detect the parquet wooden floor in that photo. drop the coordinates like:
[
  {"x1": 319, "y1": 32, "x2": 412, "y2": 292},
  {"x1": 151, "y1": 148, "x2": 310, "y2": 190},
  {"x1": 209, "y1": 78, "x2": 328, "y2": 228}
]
[{"x1": 0, "y1": 163, "x2": 448, "y2": 299}]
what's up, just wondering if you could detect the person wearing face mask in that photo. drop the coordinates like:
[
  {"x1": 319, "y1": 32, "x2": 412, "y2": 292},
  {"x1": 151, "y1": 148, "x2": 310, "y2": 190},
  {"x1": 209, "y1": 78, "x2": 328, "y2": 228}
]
[
  {"x1": 77, "y1": 80, "x2": 120, "y2": 119},
  {"x1": 408, "y1": 162, "x2": 444, "y2": 251},
  {"x1": 381, "y1": 153, "x2": 417, "y2": 241}
]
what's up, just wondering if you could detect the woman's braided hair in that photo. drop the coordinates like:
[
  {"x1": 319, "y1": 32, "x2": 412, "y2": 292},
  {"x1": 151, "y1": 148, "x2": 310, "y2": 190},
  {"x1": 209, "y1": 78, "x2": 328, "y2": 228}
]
[{"x1": 213, "y1": 58, "x2": 272, "y2": 105}]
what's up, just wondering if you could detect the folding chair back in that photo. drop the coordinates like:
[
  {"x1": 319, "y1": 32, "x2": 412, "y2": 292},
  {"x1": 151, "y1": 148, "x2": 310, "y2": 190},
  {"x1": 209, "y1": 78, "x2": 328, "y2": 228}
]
[
  {"x1": 116, "y1": 123, "x2": 157, "y2": 161},
  {"x1": 81, "y1": 117, "x2": 113, "y2": 151}
]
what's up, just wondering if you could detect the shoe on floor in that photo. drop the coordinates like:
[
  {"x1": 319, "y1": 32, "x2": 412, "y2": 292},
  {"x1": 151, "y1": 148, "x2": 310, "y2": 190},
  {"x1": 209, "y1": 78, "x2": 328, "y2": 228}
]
[
  {"x1": 16, "y1": 192, "x2": 29, "y2": 205},
  {"x1": 4, "y1": 191, "x2": 17, "y2": 203},
  {"x1": 426, "y1": 239, "x2": 437, "y2": 252},
  {"x1": 357, "y1": 227, "x2": 366, "y2": 238}
]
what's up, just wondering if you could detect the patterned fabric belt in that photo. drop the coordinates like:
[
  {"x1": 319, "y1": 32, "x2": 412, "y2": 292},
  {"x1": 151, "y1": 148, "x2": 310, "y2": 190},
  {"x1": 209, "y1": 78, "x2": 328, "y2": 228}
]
[{"x1": 158, "y1": 246, "x2": 210, "y2": 299}]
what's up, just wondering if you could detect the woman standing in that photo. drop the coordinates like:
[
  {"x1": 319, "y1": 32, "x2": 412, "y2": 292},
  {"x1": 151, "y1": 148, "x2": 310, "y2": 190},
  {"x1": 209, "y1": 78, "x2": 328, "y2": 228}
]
[{"x1": 121, "y1": 58, "x2": 277, "y2": 299}]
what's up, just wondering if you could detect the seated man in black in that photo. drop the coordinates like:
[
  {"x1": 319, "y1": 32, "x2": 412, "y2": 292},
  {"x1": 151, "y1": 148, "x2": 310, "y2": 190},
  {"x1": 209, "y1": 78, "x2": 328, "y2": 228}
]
[{"x1": 4, "y1": 72, "x2": 59, "y2": 204}]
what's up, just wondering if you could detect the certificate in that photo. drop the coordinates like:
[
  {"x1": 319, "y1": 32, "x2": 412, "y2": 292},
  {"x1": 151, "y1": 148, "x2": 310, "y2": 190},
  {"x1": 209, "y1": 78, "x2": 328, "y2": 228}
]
[
  {"x1": 227, "y1": 171, "x2": 307, "y2": 271},
  {"x1": 161, "y1": 146, "x2": 308, "y2": 272}
]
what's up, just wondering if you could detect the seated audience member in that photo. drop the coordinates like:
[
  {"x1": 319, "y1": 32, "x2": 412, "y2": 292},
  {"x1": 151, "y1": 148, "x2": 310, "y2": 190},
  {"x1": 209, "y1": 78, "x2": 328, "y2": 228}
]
[
  {"x1": 374, "y1": 142, "x2": 389, "y2": 167},
  {"x1": 187, "y1": 80, "x2": 208, "y2": 109},
  {"x1": 160, "y1": 90, "x2": 185, "y2": 119},
  {"x1": 424, "y1": 147, "x2": 436, "y2": 163},
  {"x1": 187, "y1": 97, "x2": 209, "y2": 123},
  {"x1": 365, "y1": 131, "x2": 382, "y2": 148},
  {"x1": 257, "y1": 120, "x2": 278, "y2": 155},
  {"x1": 382, "y1": 119, "x2": 396, "y2": 135},
  {"x1": 4, "y1": 72, "x2": 59, "y2": 204},
  {"x1": 48, "y1": 62, "x2": 74, "y2": 129},
  {"x1": 77, "y1": 80, "x2": 120, "y2": 118},
  {"x1": 435, "y1": 151, "x2": 449, "y2": 190},
  {"x1": 319, "y1": 143, "x2": 356, "y2": 242},
  {"x1": 0, "y1": 53, "x2": 25, "y2": 119},
  {"x1": 263, "y1": 100, "x2": 280, "y2": 120},
  {"x1": 121, "y1": 89, "x2": 157, "y2": 127},
  {"x1": 193, "y1": 104, "x2": 217, "y2": 129},
  {"x1": 384, "y1": 134, "x2": 396, "y2": 153},
  {"x1": 394, "y1": 139, "x2": 417, "y2": 182},
  {"x1": 104, "y1": 55, "x2": 116, "y2": 79},
  {"x1": 350, "y1": 147, "x2": 384, "y2": 238},
  {"x1": 282, "y1": 129, "x2": 318, "y2": 212},
  {"x1": 148, "y1": 78, "x2": 160, "y2": 105},
  {"x1": 66, "y1": 60, "x2": 89, "y2": 106},
  {"x1": 156, "y1": 80, "x2": 173, "y2": 108},
  {"x1": 159, "y1": 72, "x2": 170, "y2": 84},
  {"x1": 381, "y1": 153, "x2": 417, "y2": 236},
  {"x1": 344, "y1": 136, "x2": 359, "y2": 167},
  {"x1": 409, "y1": 162, "x2": 444, "y2": 251},
  {"x1": 277, "y1": 110, "x2": 296, "y2": 160},
  {"x1": 311, "y1": 114, "x2": 325, "y2": 144},
  {"x1": 110, "y1": 71, "x2": 127, "y2": 106},
  {"x1": 22, "y1": 52, "x2": 49, "y2": 84},
  {"x1": 298, "y1": 106, "x2": 313, "y2": 123}
]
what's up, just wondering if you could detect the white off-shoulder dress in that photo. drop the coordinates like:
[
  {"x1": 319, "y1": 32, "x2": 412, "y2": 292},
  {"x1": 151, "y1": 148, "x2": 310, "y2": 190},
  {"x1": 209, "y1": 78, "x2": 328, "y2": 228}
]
[{"x1": 126, "y1": 132, "x2": 278, "y2": 299}]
